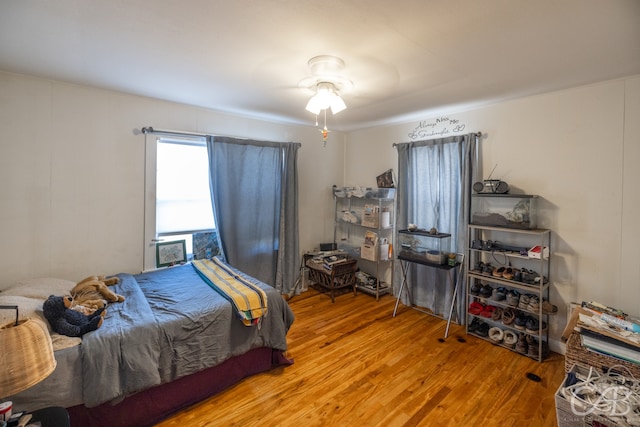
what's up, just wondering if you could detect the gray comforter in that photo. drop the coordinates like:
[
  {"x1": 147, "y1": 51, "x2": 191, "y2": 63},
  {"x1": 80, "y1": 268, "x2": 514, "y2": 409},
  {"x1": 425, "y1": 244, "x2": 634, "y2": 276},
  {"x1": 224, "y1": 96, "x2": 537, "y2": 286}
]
[{"x1": 81, "y1": 262, "x2": 294, "y2": 407}]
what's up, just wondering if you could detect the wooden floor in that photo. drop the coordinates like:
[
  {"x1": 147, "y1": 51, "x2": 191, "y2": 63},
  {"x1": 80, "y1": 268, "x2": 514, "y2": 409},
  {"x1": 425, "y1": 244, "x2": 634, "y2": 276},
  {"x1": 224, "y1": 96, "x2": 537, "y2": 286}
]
[{"x1": 155, "y1": 287, "x2": 566, "y2": 427}]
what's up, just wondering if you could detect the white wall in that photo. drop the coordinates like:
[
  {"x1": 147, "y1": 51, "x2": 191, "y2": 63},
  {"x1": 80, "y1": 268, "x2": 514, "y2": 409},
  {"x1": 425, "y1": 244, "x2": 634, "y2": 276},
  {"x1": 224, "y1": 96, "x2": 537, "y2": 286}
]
[
  {"x1": 0, "y1": 71, "x2": 344, "y2": 284},
  {"x1": 346, "y1": 75, "x2": 640, "y2": 352},
  {"x1": 3, "y1": 70, "x2": 639, "y2": 353}
]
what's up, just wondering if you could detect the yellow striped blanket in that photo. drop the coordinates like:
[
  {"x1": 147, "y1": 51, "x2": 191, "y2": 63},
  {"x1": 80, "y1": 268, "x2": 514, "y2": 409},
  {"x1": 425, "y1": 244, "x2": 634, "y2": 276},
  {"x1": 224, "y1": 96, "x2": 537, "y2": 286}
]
[{"x1": 192, "y1": 258, "x2": 268, "y2": 326}]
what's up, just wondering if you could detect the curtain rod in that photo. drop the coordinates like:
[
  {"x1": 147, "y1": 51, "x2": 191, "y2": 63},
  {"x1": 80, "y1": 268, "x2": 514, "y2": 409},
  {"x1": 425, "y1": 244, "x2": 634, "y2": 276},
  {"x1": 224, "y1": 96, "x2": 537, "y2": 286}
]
[
  {"x1": 140, "y1": 127, "x2": 207, "y2": 138},
  {"x1": 392, "y1": 131, "x2": 482, "y2": 147},
  {"x1": 139, "y1": 126, "x2": 302, "y2": 148}
]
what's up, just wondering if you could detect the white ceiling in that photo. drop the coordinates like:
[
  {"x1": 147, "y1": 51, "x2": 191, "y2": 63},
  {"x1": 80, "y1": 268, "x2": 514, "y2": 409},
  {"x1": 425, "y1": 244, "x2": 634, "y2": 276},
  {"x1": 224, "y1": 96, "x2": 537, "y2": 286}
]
[{"x1": 1, "y1": 0, "x2": 639, "y2": 132}]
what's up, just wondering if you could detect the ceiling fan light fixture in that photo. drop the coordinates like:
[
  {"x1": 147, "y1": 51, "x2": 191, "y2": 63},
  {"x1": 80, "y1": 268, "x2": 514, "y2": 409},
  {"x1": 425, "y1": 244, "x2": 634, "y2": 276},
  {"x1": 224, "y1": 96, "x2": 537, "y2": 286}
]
[
  {"x1": 330, "y1": 93, "x2": 346, "y2": 114},
  {"x1": 305, "y1": 82, "x2": 346, "y2": 115}
]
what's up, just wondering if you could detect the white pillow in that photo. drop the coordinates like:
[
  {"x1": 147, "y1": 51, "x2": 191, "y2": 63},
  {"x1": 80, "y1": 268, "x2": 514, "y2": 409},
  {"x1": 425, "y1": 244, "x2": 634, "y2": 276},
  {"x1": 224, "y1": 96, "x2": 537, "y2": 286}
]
[
  {"x1": 1, "y1": 277, "x2": 75, "y2": 299},
  {"x1": 0, "y1": 294, "x2": 47, "y2": 326},
  {"x1": 0, "y1": 292, "x2": 82, "y2": 351}
]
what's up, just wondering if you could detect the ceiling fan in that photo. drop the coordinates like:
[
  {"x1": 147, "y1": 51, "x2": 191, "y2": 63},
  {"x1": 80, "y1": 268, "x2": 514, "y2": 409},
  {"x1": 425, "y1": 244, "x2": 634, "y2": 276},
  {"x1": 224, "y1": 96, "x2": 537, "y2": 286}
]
[{"x1": 298, "y1": 55, "x2": 353, "y2": 145}]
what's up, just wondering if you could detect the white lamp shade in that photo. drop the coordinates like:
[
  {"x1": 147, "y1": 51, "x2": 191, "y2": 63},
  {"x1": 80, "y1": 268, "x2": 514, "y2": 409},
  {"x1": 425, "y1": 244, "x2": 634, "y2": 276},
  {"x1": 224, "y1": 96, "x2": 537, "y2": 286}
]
[
  {"x1": 305, "y1": 82, "x2": 347, "y2": 115},
  {"x1": 329, "y1": 94, "x2": 346, "y2": 114}
]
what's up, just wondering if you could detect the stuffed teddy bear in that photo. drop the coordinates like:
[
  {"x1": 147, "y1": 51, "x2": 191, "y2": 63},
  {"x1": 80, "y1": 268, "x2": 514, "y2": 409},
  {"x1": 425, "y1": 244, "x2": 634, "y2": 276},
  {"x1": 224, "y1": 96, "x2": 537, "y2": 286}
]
[
  {"x1": 70, "y1": 275, "x2": 125, "y2": 313},
  {"x1": 43, "y1": 295, "x2": 105, "y2": 337}
]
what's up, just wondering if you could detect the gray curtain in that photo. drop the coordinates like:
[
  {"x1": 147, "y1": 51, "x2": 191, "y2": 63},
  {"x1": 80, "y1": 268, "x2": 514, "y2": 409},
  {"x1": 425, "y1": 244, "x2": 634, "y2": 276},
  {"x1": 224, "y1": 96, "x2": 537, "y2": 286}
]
[
  {"x1": 394, "y1": 133, "x2": 479, "y2": 323},
  {"x1": 206, "y1": 136, "x2": 301, "y2": 294}
]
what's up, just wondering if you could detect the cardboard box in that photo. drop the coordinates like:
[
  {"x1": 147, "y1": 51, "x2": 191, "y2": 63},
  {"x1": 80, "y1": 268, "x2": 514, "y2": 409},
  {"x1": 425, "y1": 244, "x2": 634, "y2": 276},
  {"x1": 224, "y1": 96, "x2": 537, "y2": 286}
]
[
  {"x1": 361, "y1": 244, "x2": 378, "y2": 261},
  {"x1": 528, "y1": 245, "x2": 549, "y2": 259},
  {"x1": 362, "y1": 204, "x2": 379, "y2": 228}
]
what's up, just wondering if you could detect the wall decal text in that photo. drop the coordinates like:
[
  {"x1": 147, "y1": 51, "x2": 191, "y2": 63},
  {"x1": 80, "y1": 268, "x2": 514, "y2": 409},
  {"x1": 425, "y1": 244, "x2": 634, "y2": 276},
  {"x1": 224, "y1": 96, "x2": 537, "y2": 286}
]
[{"x1": 408, "y1": 117, "x2": 466, "y2": 140}]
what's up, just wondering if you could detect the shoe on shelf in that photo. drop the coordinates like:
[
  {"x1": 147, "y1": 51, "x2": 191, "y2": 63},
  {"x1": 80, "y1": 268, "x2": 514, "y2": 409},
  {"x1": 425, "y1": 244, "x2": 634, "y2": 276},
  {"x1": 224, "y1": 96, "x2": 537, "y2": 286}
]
[
  {"x1": 516, "y1": 333, "x2": 528, "y2": 354},
  {"x1": 492, "y1": 266, "x2": 505, "y2": 278},
  {"x1": 479, "y1": 305, "x2": 496, "y2": 318},
  {"x1": 469, "y1": 301, "x2": 484, "y2": 316},
  {"x1": 503, "y1": 330, "x2": 518, "y2": 348},
  {"x1": 491, "y1": 306, "x2": 504, "y2": 321},
  {"x1": 514, "y1": 313, "x2": 528, "y2": 330},
  {"x1": 502, "y1": 267, "x2": 514, "y2": 280},
  {"x1": 489, "y1": 327, "x2": 504, "y2": 343},
  {"x1": 468, "y1": 317, "x2": 482, "y2": 333},
  {"x1": 473, "y1": 261, "x2": 485, "y2": 273},
  {"x1": 480, "y1": 284, "x2": 493, "y2": 298},
  {"x1": 513, "y1": 269, "x2": 522, "y2": 282},
  {"x1": 521, "y1": 268, "x2": 534, "y2": 284},
  {"x1": 533, "y1": 274, "x2": 549, "y2": 285},
  {"x1": 527, "y1": 336, "x2": 539, "y2": 358},
  {"x1": 525, "y1": 318, "x2": 547, "y2": 335},
  {"x1": 542, "y1": 299, "x2": 558, "y2": 315},
  {"x1": 502, "y1": 308, "x2": 516, "y2": 326},
  {"x1": 476, "y1": 322, "x2": 490, "y2": 337},
  {"x1": 527, "y1": 295, "x2": 540, "y2": 313},
  {"x1": 517, "y1": 294, "x2": 531, "y2": 311},
  {"x1": 483, "y1": 263, "x2": 495, "y2": 276},
  {"x1": 470, "y1": 281, "x2": 482, "y2": 296},
  {"x1": 506, "y1": 290, "x2": 520, "y2": 307},
  {"x1": 491, "y1": 287, "x2": 506, "y2": 301}
]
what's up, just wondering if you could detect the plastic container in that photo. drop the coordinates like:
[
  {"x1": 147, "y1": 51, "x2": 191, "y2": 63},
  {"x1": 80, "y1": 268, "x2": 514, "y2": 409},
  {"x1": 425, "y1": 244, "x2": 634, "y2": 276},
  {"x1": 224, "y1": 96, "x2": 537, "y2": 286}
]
[
  {"x1": 471, "y1": 194, "x2": 538, "y2": 229},
  {"x1": 397, "y1": 229, "x2": 451, "y2": 265}
]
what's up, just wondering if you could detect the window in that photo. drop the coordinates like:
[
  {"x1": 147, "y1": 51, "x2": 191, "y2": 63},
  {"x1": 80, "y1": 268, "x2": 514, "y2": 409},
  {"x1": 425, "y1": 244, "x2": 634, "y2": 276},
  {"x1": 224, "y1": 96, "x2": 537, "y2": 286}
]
[
  {"x1": 143, "y1": 135, "x2": 214, "y2": 270},
  {"x1": 156, "y1": 138, "x2": 215, "y2": 235}
]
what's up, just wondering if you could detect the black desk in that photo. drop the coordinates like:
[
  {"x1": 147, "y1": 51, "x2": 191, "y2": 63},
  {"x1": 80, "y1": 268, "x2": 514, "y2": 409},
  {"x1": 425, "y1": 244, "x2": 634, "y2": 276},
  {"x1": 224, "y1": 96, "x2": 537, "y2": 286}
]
[{"x1": 392, "y1": 253, "x2": 464, "y2": 339}]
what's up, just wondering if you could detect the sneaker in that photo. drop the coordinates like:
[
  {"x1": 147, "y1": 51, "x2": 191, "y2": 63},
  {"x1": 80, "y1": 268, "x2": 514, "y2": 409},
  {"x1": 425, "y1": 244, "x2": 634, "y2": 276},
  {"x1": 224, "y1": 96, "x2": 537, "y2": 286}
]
[
  {"x1": 473, "y1": 261, "x2": 485, "y2": 273},
  {"x1": 470, "y1": 281, "x2": 482, "y2": 296},
  {"x1": 513, "y1": 269, "x2": 522, "y2": 282},
  {"x1": 525, "y1": 317, "x2": 539, "y2": 334},
  {"x1": 521, "y1": 269, "x2": 534, "y2": 284},
  {"x1": 533, "y1": 274, "x2": 548, "y2": 285},
  {"x1": 483, "y1": 263, "x2": 495, "y2": 276},
  {"x1": 491, "y1": 287, "x2": 506, "y2": 301},
  {"x1": 525, "y1": 318, "x2": 547, "y2": 335},
  {"x1": 527, "y1": 336, "x2": 539, "y2": 358},
  {"x1": 514, "y1": 313, "x2": 527, "y2": 330},
  {"x1": 476, "y1": 322, "x2": 490, "y2": 337},
  {"x1": 516, "y1": 333, "x2": 528, "y2": 354},
  {"x1": 506, "y1": 290, "x2": 520, "y2": 307},
  {"x1": 480, "y1": 284, "x2": 493, "y2": 298},
  {"x1": 527, "y1": 295, "x2": 540, "y2": 313},
  {"x1": 518, "y1": 294, "x2": 531, "y2": 311},
  {"x1": 468, "y1": 317, "x2": 482, "y2": 333}
]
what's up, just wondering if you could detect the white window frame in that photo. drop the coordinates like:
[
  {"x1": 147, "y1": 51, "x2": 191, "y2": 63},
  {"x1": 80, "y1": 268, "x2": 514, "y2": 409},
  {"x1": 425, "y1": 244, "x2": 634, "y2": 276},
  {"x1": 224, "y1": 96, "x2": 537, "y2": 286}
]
[{"x1": 143, "y1": 134, "x2": 214, "y2": 271}]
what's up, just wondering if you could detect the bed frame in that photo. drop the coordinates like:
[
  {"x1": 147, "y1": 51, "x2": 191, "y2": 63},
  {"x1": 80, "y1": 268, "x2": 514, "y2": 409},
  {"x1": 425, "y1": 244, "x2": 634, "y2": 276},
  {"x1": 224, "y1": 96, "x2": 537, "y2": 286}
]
[{"x1": 68, "y1": 347, "x2": 292, "y2": 427}]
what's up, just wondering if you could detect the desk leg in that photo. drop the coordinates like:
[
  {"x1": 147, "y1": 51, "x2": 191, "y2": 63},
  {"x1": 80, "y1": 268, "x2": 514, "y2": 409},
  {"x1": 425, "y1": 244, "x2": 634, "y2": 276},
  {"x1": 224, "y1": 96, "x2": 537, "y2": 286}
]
[
  {"x1": 443, "y1": 254, "x2": 464, "y2": 340},
  {"x1": 392, "y1": 261, "x2": 410, "y2": 317}
]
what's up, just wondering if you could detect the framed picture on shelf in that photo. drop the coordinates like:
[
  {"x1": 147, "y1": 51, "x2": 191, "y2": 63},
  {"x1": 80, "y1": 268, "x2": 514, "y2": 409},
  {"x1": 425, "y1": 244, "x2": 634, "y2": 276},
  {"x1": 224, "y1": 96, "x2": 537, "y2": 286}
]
[
  {"x1": 156, "y1": 240, "x2": 187, "y2": 267},
  {"x1": 376, "y1": 169, "x2": 395, "y2": 188}
]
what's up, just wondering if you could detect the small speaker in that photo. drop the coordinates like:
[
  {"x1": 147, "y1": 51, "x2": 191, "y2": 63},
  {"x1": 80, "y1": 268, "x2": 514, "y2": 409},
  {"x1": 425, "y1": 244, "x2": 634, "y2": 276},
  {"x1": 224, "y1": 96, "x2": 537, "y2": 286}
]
[
  {"x1": 494, "y1": 181, "x2": 510, "y2": 194},
  {"x1": 473, "y1": 182, "x2": 485, "y2": 193},
  {"x1": 473, "y1": 180, "x2": 510, "y2": 194}
]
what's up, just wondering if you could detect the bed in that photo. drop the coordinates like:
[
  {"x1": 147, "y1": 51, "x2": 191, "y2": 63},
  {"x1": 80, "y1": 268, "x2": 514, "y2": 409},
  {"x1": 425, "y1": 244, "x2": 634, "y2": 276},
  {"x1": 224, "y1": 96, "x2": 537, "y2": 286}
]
[{"x1": 0, "y1": 259, "x2": 295, "y2": 427}]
